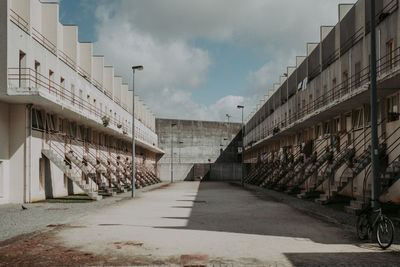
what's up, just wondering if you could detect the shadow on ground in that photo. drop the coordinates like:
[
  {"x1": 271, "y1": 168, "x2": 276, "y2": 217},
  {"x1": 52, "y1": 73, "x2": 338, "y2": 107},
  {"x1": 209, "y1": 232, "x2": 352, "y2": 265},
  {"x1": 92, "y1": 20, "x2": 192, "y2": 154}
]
[
  {"x1": 155, "y1": 182, "x2": 363, "y2": 245},
  {"x1": 284, "y1": 251, "x2": 400, "y2": 266}
]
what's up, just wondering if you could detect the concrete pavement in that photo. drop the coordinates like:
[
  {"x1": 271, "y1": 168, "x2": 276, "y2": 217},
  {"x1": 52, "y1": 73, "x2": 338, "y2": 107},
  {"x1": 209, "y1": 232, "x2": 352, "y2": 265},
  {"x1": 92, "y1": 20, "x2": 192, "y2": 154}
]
[{"x1": 51, "y1": 181, "x2": 399, "y2": 266}]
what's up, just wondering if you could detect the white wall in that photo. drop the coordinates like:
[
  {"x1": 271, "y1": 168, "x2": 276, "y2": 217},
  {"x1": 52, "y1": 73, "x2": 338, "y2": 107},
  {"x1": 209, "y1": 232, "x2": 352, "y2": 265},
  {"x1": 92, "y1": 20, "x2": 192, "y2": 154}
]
[
  {"x1": 8, "y1": 104, "x2": 25, "y2": 203},
  {"x1": 78, "y1": 42, "x2": 92, "y2": 77},
  {"x1": 92, "y1": 56, "x2": 104, "y2": 87},
  {"x1": 62, "y1": 25, "x2": 78, "y2": 65},
  {"x1": 103, "y1": 66, "x2": 114, "y2": 97},
  {"x1": 41, "y1": 3, "x2": 58, "y2": 51}
]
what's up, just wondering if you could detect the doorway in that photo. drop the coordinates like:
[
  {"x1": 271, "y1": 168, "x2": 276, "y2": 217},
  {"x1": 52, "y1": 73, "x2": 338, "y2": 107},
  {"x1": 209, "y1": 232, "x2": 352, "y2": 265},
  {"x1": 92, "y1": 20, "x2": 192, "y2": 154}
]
[{"x1": 40, "y1": 157, "x2": 53, "y2": 199}]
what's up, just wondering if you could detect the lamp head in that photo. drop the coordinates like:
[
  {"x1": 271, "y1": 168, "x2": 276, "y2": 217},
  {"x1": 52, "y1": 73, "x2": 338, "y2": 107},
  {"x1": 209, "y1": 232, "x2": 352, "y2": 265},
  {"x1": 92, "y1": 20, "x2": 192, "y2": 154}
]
[
  {"x1": 132, "y1": 66, "x2": 144, "y2": 71},
  {"x1": 237, "y1": 105, "x2": 244, "y2": 109}
]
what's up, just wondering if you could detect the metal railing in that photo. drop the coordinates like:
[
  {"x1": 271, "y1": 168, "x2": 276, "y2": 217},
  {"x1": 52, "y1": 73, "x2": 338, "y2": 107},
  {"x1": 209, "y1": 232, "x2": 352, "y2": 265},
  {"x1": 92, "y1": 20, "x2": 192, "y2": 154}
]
[
  {"x1": 10, "y1": 9, "x2": 29, "y2": 34},
  {"x1": 245, "y1": 45, "x2": 400, "y2": 147},
  {"x1": 58, "y1": 49, "x2": 76, "y2": 70},
  {"x1": 8, "y1": 67, "x2": 131, "y2": 134},
  {"x1": 44, "y1": 131, "x2": 96, "y2": 193},
  {"x1": 363, "y1": 125, "x2": 400, "y2": 200},
  {"x1": 32, "y1": 27, "x2": 57, "y2": 55}
]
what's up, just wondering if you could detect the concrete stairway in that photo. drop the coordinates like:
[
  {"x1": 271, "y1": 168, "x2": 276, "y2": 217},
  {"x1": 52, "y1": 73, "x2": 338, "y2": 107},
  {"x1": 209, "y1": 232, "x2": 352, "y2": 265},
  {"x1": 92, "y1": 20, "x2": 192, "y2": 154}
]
[
  {"x1": 290, "y1": 151, "x2": 333, "y2": 195},
  {"x1": 42, "y1": 149, "x2": 102, "y2": 201},
  {"x1": 83, "y1": 154, "x2": 107, "y2": 174}
]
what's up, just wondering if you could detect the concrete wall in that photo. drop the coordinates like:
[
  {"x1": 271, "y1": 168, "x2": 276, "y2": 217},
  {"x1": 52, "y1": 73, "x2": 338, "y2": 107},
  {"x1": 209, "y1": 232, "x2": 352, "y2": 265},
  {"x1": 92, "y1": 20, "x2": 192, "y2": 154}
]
[
  {"x1": 0, "y1": 0, "x2": 7, "y2": 94},
  {"x1": 156, "y1": 119, "x2": 242, "y2": 181},
  {"x1": 8, "y1": 104, "x2": 26, "y2": 203}
]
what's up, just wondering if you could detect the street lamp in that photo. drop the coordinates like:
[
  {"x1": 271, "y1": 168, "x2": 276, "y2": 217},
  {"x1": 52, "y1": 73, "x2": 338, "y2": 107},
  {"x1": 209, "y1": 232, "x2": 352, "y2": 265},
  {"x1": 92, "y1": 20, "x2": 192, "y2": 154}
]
[
  {"x1": 226, "y1": 113, "x2": 232, "y2": 123},
  {"x1": 131, "y1": 65, "x2": 143, "y2": 199},
  {"x1": 237, "y1": 105, "x2": 244, "y2": 187},
  {"x1": 171, "y1": 123, "x2": 177, "y2": 183},
  {"x1": 369, "y1": 1, "x2": 379, "y2": 209},
  {"x1": 178, "y1": 141, "x2": 184, "y2": 163}
]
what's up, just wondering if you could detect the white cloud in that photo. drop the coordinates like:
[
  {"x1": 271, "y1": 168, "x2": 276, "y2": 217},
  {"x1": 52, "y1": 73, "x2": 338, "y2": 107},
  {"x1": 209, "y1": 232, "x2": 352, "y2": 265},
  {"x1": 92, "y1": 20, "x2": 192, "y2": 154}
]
[{"x1": 93, "y1": 0, "x2": 357, "y2": 122}]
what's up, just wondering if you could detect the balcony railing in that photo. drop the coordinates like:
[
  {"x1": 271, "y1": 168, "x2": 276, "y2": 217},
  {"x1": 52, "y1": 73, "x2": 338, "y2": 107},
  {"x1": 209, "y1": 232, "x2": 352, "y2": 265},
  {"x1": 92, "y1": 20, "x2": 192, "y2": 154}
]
[
  {"x1": 32, "y1": 27, "x2": 57, "y2": 55},
  {"x1": 77, "y1": 66, "x2": 92, "y2": 83},
  {"x1": 245, "y1": 46, "x2": 400, "y2": 147},
  {"x1": 8, "y1": 67, "x2": 130, "y2": 133},
  {"x1": 58, "y1": 49, "x2": 76, "y2": 70},
  {"x1": 10, "y1": 9, "x2": 29, "y2": 34}
]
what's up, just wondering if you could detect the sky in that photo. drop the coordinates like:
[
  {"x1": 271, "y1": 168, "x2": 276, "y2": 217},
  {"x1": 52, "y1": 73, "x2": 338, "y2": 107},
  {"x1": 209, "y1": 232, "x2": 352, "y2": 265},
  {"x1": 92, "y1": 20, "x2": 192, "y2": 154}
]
[{"x1": 49, "y1": 0, "x2": 357, "y2": 122}]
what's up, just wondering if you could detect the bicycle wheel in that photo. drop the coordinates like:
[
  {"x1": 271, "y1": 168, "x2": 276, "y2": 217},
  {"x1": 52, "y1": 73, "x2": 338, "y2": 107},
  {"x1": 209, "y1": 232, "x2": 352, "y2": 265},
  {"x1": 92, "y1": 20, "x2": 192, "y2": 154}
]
[
  {"x1": 356, "y1": 213, "x2": 369, "y2": 240},
  {"x1": 376, "y1": 216, "x2": 394, "y2": 249}
]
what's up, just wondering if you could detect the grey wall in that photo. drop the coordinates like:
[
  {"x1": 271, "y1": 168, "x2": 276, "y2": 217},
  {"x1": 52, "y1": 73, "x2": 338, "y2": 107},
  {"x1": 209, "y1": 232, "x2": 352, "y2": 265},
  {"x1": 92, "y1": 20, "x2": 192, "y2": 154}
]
[
  {"x1": 156, "y1": 118, "x2": 242, "y2": 181},
  {"x1": 0, "y1": 0, "x2": 8, "y2": 93}
]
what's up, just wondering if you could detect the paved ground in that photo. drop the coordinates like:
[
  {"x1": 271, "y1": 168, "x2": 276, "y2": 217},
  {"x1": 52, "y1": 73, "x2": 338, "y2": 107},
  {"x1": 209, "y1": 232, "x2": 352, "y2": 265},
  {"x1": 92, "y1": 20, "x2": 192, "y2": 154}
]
[
  {"x1": 0, "y1": 181, "x2": 399, "y2": 266},
  {"x1": 0, "y1": 182, "x2": 168, "y2": 242}
]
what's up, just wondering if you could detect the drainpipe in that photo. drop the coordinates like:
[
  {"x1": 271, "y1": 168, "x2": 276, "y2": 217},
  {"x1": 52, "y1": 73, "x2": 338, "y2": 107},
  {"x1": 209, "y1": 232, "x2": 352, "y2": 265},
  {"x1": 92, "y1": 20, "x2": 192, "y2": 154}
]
[{"x1": 25, "y1": 104, "x2": 33, "y2": 203}]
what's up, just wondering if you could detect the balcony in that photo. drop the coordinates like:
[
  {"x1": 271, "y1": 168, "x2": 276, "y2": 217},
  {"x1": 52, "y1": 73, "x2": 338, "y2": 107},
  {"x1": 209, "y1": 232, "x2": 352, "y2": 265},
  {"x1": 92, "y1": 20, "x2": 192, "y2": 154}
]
[{"x1": 245, "y1": 46, "x2": 400, "y2": 150}]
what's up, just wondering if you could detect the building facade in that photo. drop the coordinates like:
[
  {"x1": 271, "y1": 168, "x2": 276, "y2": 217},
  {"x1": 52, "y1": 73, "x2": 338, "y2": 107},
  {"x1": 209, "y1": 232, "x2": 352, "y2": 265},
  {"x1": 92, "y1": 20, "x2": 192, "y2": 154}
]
[
  {"x1": 0, "y1": 0, "x2": 164, "y2": 204},
  {"x1": 244, "y1": 0, "x2": 400, "y2": 213},
  {"x1": 156, "y1": 119, "x2": 242, "y2": 182}
]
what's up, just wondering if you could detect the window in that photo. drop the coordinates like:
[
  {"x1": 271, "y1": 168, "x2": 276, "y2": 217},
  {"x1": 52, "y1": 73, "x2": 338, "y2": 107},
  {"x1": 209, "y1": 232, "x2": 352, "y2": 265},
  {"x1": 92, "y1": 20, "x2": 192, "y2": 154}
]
[
  {"x1": 342, "y1": 71, "x2": 349, "y2": 94},
  {"x1": 49, "y1": 70, "x2": 54, "y2": 94},
  {"x1": 345, "y1": 114, "x2": 352, "y2": 131},
  {"x1": 34, "y1": 61, "x2": 41, "y2": 87},
  {"x1": 332, "y1": 78, "x2": 337, "y2": 100},
  {"x1": 79, "y1": 90, "x2": 83, "y2": 110},
  {"x1": 60, "y1": 77, "x2": 65, "y2": 99},
  {"x1": 19, "y1": 51, "x2": 26, "y2": 87},
  {"x1": 354, "y1": 62, "x2": 361, "y2": 88},
  {"x1": 386, "y1": 39, "x2": 394, "y2": 70},
  {"x1": 333, "y1": 117, "x2": 341, "y2": 133},
  {"x1": 316, "y1": 124, "x2": 322, "y2": 138},
  {"x1": 45, "y1": 113, "x2": 56, "y2": 132},
  {"x1": 353, "y1": 108, "x2": 364, "y2": 129},
  {"x1": 387, "y1": 93, "x2": 399, "y2": 122},
  {"x1": 71, "y1": 84, "x2": 75, "y2": 105},
  {"x1": 32, "y1": 109, "x2": 44, "y2": 130},
  {"x1": 323, "y1": 121, "x2": 331, "y2": 135}
]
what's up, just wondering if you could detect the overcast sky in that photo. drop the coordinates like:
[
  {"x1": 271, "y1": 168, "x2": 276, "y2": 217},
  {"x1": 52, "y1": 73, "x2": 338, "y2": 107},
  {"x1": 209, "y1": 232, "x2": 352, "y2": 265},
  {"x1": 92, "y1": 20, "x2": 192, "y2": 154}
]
[{"x1": 56, "y1": 0, "x2": 357, "y2": 122}]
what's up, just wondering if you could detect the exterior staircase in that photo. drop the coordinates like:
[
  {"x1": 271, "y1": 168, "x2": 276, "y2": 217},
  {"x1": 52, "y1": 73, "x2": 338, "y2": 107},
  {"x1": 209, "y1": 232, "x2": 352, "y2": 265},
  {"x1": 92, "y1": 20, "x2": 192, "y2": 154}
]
[
  {"x1": 296, "y1": 147, "x2": 354, "y2": 202},
  {"x1": 42, "y1": 149, "x2": 102, "y2": 200},
  {"x1": 289, "y1": 150, "x2": 333, "y2": 194},
  {"x1": 315, "y1": 146, "x2": 385, "y2": 205}
]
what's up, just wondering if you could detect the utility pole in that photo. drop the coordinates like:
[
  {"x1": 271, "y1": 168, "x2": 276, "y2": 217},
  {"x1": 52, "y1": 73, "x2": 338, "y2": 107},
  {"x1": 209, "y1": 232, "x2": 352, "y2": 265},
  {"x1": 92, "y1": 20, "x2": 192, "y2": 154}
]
[{"x1": 370, "y1": 0, "x2": 379, "y2": 209}]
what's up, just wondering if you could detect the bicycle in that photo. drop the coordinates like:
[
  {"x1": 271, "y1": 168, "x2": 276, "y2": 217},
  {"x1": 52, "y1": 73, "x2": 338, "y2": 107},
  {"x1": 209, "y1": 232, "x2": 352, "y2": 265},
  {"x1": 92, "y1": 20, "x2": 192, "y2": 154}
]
[{"x1": 356, "y1": 205, "x2": 395, "y2": 249}]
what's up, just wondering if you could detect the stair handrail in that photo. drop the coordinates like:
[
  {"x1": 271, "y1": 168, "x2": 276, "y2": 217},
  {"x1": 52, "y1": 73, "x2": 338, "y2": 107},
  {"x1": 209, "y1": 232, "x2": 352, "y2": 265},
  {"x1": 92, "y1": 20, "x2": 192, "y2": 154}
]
[
  {"x1": 362, "y1": 124, "x2": 400, "y2": 201},
  {"x1": 44, "y1": 131, "x2": 95, "y2": 193},
  {"x1": 65, "y1": 137, "x2": 98, "y2": 175}
]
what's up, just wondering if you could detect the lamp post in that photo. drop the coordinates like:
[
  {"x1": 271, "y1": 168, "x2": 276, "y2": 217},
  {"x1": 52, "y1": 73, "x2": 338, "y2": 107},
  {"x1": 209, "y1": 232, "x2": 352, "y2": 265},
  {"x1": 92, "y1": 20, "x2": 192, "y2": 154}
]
[
  {"x1": 369, "y1": 0, "x2": 379, "y2": 208},
  {"x1": 131, "y1": 65, "x2": 143, "y2": 199},
  {"x1": 171, "y1": 123, "x2": 177, "y2": 183},
  {"x1": 237, "y1": 105, "x2": 244, "y2": 187},
  {"x1": 178, "y1": 141, "x2": 184, "y2": 163},
  {"x1": 226, "y1": 113, "x2": 231, "y2": 123}
]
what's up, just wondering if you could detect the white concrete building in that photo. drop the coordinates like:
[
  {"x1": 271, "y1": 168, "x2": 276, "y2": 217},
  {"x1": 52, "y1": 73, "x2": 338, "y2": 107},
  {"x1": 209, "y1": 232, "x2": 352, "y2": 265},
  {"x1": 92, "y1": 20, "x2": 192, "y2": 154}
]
[
  {"x1": 0, "y1": 0, "x2": 164, "y2": 204},
  {"x1": 243, "y1": 0, "x2": 400, "y2": 213}
]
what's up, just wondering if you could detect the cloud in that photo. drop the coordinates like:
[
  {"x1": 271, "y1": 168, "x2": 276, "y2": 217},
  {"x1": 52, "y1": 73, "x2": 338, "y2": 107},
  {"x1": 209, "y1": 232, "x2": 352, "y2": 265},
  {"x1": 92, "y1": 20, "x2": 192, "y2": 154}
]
[{"x1": 93, "y1": 0, "x2": 356, "y2": 122}]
